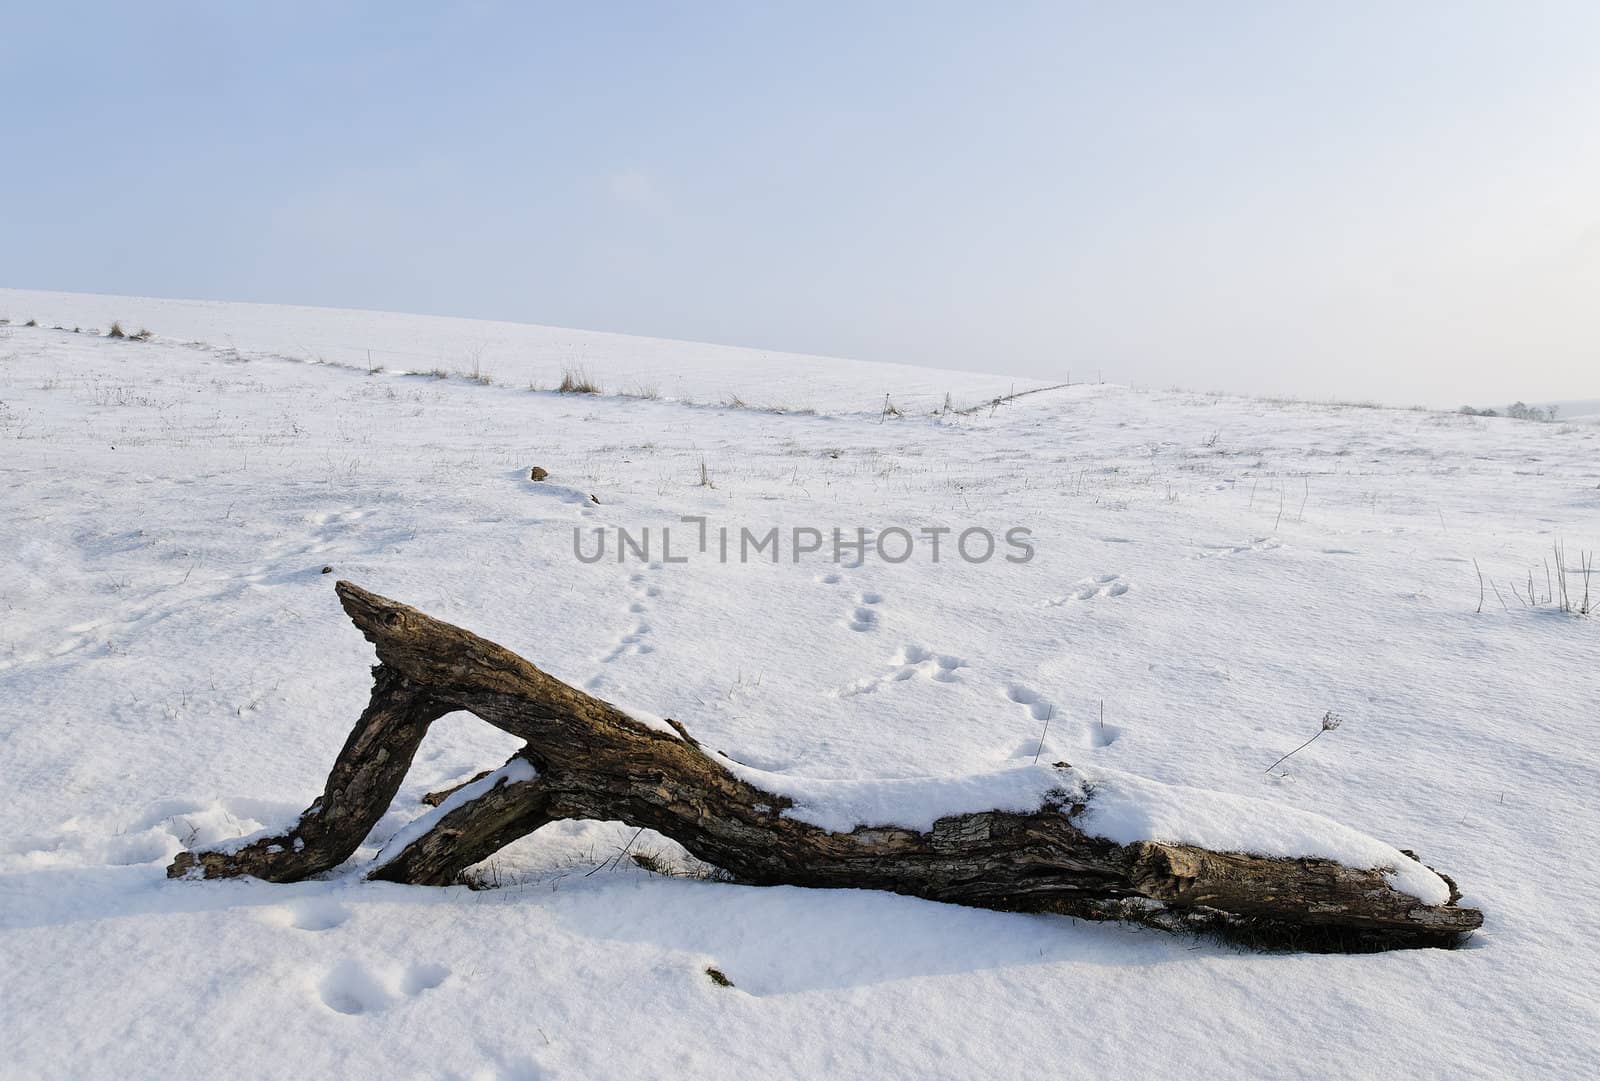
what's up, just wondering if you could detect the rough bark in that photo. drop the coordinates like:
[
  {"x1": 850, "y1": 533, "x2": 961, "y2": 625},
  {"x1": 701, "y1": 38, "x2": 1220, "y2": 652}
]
[
  {"x1": 370, "y1": 753, "x2": 553, "y2": 886},
  {"x1": 168, "y1": 581, "x2": 1483, "y2": 951},
  {"x1": 168, "y1": 664, "x2": 447, "y2": 881}
]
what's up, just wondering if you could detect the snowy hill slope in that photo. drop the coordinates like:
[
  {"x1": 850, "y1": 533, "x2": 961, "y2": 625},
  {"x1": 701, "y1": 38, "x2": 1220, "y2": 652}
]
[
  {"x1": 1, "y1": 293, "x2": 1597, "y2": 1080},
  {"x1": 1, "y1": 288, "x2": 1051, "y2": 416}
]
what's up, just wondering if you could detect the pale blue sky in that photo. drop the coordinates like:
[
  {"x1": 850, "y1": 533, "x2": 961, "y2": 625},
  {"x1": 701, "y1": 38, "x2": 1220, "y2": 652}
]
[{"x1": 4, "y1": 2, "x2": 1597, "y2": 403}]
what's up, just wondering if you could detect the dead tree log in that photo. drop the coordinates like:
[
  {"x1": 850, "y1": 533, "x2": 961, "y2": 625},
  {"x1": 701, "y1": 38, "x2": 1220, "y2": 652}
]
[{"x1": 168, "y1": 582, "x2": 1483, "y2": 951}]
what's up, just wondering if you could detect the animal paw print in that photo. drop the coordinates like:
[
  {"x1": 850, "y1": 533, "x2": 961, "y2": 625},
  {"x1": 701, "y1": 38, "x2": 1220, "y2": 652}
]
[
  {"x1": 836, "y1": 643, "x2": 967, "y2": 696},
  {"x1": 846, "y1": 591, "x2": 881, "y2": 632},
  {"x1": 1193, "y1": 537, "x2": 1281, "y2": 559},
  {"x1": 1083, "y1": 718, "x2": 1122, "y2": 749},
  {"x1": 316, "y1": 960, "x2": 450, "y2": 1016},
  {"x1": 1042, "y1": 573, "x2": 1129, "y2": 606},
  {"x1": 1005, "y1": 683, "x2": 1056, "y2": 721},
  {"x1": 1000, "y1": 687, "x2": 1123, "y2": 757},
  {"x1": 896, "y1": 644, "x2": 967, "y2": 683},
  {"x1": 271, "y1": 896, "x2": 350, "y2": 932},
  {"x1": 599, "y1": 566, "x2": 662, "y2": 664}
]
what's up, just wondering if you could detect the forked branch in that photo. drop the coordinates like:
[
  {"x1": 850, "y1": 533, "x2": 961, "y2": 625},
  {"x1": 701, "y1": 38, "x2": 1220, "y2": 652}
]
[{"x1": 168, "y1": 582, "x2": 1483, "y2": 952}]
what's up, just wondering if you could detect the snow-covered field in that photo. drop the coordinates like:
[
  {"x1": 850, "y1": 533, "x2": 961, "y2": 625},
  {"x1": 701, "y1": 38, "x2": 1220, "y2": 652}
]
[{"x1": 2, "y1": 289, "x2": 1597, "y2": 1080}]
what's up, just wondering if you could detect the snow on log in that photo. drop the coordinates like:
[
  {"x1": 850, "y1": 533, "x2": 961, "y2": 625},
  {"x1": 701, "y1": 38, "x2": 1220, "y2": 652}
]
[{"x1": 167, "y1": 581, "x2": 1482, "y2": 951}]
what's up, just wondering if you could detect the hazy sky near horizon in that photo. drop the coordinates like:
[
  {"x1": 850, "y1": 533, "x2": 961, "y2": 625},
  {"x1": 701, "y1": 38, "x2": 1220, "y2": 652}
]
[{"x1": 3, "y1": 2, "x2": 1597, "y2": 405}]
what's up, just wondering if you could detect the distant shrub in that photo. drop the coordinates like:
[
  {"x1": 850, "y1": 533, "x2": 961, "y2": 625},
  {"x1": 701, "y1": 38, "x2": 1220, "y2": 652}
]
[
  {"x1": 1507, "y1": 401, "x2": 1558, "y2": 422},
  {"x1": 558, "y1": 366, "x2": 601, "y2": 394},
  {"x1": 107, "y1": 321, "x2": 126, "y2": 339},
  {"x1": 1465, "y1": 401, "x2": 1559, "y2": 421}
]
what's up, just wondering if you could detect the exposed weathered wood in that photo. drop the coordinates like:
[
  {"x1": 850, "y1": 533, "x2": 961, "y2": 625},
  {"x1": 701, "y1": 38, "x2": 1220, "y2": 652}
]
[
  {"x1": 370, "y1": 753, "x2": 553, "y2": 886},
  {"x1": 421, "y1": 769, "x2": 496, "y2": 806},
  {"x1": 168, "y1": 663, "x2": 447, "y2": 881},
  {"x1": 168, "y1": 581, "x2": 1483, "y2": 951}
]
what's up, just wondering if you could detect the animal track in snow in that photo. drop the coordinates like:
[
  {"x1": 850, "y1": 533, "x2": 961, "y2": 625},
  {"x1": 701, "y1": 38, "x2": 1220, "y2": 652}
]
[
  {"x1": 998, "y1": 688, "x2": 1123, "y2": 760},
  {"x1": 1193, "y1": 536, "x2": 1281, "y2": 559},
  {"x1": 317, "y1": 961, "x2": 391, "y2": 1016},
  {"x1": 400, "y1": 962, "x2": 450, "y2": 995},
  {"x1": 899, "y1": 644, "x2": 966, "y2": 682},
  {"x1": 836, "y1": 643, "x2": 967, "y2": 696},
  {"x1": 1004, "y1": 683, "x2": 1056, "y2": 721},
  {"x1": 1041, "y1": 573, "x2": 1129, "y2": 606},
  {"x1": 599, "y1": 623, "x2": 655, "y2": 662},
  {"x1": 316, "y1": 959, "x2": 451, "y2": 1016},
  {"x1": 1082, "y1": 720, "x2": 1122, "y2": 749},
  {"x1": 817, "y1": 567, "x2": 882, "y2": 631},
  {"x1": 237, "y1": 507, "x2": 379, "y2": 590},
  {"x1": 26, "y1": 600, "x2": 158, "y2": 665},
  {"x1": 597, "y1": 566, "x2": 662, "y2": 666},
  {"x1": 276, "y1": 896, "x2": 350, "y2": 932},
  {"x1": 843, "y1": 590, "x2": 882, "y2": 632},
  {"x1": 999, "y1": 720, "x2": 1121, "y2": 761},
  {"x1": 846, "y1": 608, "x2": 879, "y2": 632}
]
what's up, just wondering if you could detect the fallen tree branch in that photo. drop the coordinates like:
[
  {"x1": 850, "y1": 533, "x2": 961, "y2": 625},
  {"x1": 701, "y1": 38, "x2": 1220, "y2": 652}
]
[{"x1": 168, "y1": 582, "x2": 1482, "y2": 951}]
